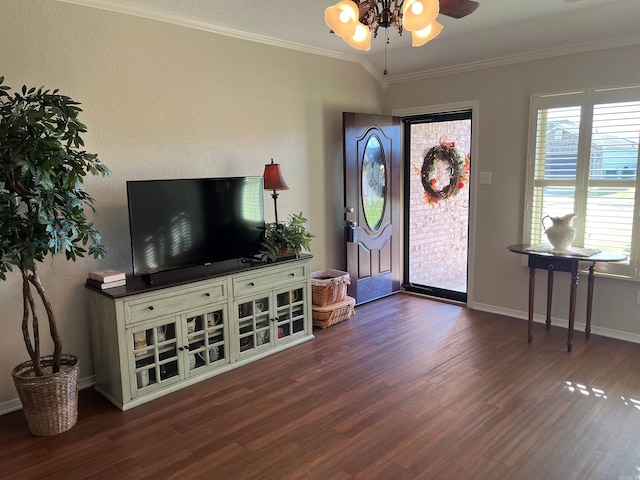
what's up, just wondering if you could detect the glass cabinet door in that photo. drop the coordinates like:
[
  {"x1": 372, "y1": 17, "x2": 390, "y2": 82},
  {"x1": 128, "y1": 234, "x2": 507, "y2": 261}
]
[
  {"x1": 237, "y1": 296, "x2": 271, "y2": 355},
  {"x1": 131, "y1": 319, "x2": 180, "y2": 393},
  {"x1": 275, "y1": 286, "x2": 306, "y2": 341},
  {"x1": 184, "y1": 306, "x2": 227, "y2": 374}
]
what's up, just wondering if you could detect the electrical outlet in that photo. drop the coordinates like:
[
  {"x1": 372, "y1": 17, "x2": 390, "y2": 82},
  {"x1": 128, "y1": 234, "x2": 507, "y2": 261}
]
[{"x1": 479, "y1": 171, "x2": 492, "y2": 184}]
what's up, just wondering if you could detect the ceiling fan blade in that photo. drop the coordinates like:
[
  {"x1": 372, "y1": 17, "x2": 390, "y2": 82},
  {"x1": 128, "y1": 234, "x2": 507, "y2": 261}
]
[{"x1": 439, "y1": 0, "x2": 479, "y2": 19}]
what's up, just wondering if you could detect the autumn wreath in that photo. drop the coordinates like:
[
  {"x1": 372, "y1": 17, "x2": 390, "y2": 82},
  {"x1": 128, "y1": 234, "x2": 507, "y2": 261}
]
[{"x1": 415, "y1": 140, "x2": 470, "y2": 205}]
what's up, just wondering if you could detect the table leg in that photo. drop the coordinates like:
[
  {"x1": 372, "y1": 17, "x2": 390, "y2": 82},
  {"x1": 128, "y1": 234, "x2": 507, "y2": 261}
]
[
  {"x1": 567, "y1": 270, "x2": 579, "y2": 353},
  {"x1": 528, "y1": 266, "x2": 535, "y2": 344},
  {"x1": 546, "y1": 268, "x2": 554, "y2": 330},
  {"x1": 586, "y1": 263, "x2": 595, "y2": 339}
]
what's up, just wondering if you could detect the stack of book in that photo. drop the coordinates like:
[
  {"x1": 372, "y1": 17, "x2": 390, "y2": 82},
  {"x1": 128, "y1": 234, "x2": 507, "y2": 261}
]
[{"x1": 86, "y1": 269, "x2": 127, "y2": 290}]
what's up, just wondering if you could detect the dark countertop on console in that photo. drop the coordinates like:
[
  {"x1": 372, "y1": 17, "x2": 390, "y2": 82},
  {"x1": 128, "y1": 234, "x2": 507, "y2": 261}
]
[{"x1": 85, "y1": 254, "x2": 313, "y2": 299}]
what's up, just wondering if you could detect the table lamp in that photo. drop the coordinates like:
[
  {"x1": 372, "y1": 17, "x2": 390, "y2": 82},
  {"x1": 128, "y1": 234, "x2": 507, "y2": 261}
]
[{"x1": 263, "y1": 159, "x2": 289, "y2": 224}]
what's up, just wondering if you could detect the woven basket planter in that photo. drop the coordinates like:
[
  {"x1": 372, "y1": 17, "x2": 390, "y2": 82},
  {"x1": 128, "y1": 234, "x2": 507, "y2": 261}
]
[
  {"x1": 277, "y1": 246, "x2": 297, "y2": 260},
  {"x1": 12, "y1": 354, "x2": 79, "y2": 436}
]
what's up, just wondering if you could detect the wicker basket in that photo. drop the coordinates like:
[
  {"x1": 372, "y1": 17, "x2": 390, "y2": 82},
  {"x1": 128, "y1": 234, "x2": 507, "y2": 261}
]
[
  {"x1": 311, "y1": 270, "x2": 351, "y2": 306},
  {"x1": 312, "y1": 296, "x2": 356, "y2": 329},
  {"x1": 12, "y1": 354, "x2": 79, "y2": 436}
]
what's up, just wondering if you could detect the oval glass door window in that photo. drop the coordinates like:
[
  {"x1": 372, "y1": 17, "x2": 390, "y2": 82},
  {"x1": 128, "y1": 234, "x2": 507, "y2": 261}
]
[{"x1": 361, "y1": 135, "x2": 387, "y2": 230}]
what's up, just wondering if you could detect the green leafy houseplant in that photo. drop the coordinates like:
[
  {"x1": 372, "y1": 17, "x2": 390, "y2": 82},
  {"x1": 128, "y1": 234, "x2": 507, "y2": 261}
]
[
  {"x1": 260, "y1": 212, "x2": 313, "y2": 263},
  {"x1": 0, "y1": 77, "x2": 109, "y2": 434}
]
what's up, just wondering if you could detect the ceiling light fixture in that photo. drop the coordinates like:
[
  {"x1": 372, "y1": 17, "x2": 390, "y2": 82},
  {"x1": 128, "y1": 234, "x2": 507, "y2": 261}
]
[{"x1": 325, "y1": 0, "x2": 442, "y2": 75}]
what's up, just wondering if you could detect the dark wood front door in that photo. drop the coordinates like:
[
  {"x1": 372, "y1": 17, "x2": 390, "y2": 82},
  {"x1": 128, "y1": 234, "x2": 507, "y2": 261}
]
[{"x1": 343, "y1": 112, "x2": 401, "y2": 305}]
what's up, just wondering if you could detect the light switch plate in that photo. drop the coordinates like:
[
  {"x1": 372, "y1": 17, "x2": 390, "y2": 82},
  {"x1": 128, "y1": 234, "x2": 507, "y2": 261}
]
[{"x1": 479, "y1": 171, "x2": 492, "y2": 184}]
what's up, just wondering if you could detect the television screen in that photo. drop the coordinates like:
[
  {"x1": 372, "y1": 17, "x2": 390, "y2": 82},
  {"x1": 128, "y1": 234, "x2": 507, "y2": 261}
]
[{"x1": 127, "y1": 177, "x2": 265, "y2": 278}]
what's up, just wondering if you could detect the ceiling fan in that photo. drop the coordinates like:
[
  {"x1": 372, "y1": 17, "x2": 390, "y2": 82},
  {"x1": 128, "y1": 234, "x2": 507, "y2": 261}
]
[
  {"x1": 354, "y1": 0, "x2": 479, "y2": 22},
  {"x1": 438, "y1": 0, "x2": 480, "y2": 19},
  {"x1": 326, "y1": 0, "x2": 479, "y2": 73}
]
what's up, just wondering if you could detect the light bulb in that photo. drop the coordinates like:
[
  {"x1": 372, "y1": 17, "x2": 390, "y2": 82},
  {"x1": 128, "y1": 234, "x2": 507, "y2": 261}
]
[
  {"x1": 339, "y1": 10, "x2": 351, "y2": 23},
  {"x1": 403, "y1": 0, "x2": 439, "y2": 32},
  {"x1": 411, "y1": 20, "x2": 443, "y2": 46},
  {"x1": 344, "y1": 23, "x2": 371, "y2": 51},
  {"x1": 325, "y1": 0, "x2": 358, "y2": 39},
  {"x1": 353, "y1": 23, "x2": 368, "y2": 41}
]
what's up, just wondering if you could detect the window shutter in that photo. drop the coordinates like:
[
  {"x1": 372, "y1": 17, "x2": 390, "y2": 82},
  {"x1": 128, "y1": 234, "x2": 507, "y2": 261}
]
[{"x1": 525, "y1": 88, "x2": 640, "y2": 278}]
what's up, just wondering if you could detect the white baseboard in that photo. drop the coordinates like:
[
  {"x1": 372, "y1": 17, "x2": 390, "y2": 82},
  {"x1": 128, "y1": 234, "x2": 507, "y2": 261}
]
[
  {"x1": 0, "y1": 375, "x2": 95, "y2": 417},
  {"x1": 471, "y1": 302, "x2": 640, "y2": 345}
]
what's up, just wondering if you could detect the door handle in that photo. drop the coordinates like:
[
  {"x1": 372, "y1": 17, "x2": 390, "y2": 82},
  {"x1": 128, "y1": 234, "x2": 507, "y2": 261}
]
[{"x1": 347, "y1": 224, "x2": 358, "y2": 243}]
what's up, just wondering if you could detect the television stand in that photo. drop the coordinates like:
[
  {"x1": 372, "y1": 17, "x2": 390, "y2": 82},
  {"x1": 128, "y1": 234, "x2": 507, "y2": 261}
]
[
  {"x1": 140, "y1": 273, "x2": 156, "y2": 285},
  {"x1": 86, "y1": 255, "x2": 313, "y2": 410},
  {"x1": 240, "y1": 255, "x2": 262, "y2": 265}
]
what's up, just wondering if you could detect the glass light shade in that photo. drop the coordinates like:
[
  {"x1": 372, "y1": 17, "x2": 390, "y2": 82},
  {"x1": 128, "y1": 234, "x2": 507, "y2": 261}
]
[
  {"x1": 325, "y1": 0, "x2": 359, "y2": 39},
  {"x1": 344, "y1": 23, "x2": 372, "y2": 51},
  {"x1": 403, "y1": 0, "x2": 439, "y2": 32},
  {"x1": 411, "y1": 20, "x2": 443, "y2": 46},
  {"x1": 263, "y1": 161, "x2": 289, "y2": 191}
]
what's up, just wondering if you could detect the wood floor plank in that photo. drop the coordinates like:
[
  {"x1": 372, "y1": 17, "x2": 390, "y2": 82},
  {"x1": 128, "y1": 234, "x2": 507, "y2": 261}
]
[{"x1": 2, "y1": 293, "x2": 640, "y2": 479}]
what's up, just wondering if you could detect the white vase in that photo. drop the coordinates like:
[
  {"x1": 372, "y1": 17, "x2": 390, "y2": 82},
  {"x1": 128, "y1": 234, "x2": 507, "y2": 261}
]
[{"x1": 542, "y1": 213, "x2": 577, "y2": 251}]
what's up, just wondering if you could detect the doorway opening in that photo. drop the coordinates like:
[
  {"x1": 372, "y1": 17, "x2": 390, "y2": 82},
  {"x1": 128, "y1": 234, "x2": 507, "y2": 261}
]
[{"x1": 403, "y1": 111, "x2": 472, "y2": 303}]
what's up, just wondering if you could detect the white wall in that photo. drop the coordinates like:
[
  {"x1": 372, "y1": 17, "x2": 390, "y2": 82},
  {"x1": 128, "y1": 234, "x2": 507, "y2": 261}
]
[
  {"x1": 0, "y1": 0, "x2": 382, "y2": 408},
  {"x1": 383, "y1": 45, "x2": 640, "y2": 341}
]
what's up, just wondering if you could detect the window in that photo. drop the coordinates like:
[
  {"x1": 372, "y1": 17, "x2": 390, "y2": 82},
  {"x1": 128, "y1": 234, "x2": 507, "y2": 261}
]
[{"x1": 524, "y1": 87, "x2": 640, "y2": 279}]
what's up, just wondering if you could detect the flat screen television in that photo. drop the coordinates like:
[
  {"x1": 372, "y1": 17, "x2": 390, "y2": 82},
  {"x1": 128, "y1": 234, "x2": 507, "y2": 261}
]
[{"x1": 126, "y1": 177, "x2": 265, "y2": 282}]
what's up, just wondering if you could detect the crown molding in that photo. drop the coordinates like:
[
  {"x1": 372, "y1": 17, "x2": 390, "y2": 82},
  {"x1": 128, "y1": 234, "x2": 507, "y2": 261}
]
[
  {"x1": 59, "y1": 0, "x2": 389, "y2": 88},
  {"x1": 59, "y1": 0, "x2": 364, "y2": 62},
  {"x1": 386, "y1": 34, "x2": 640, "y2": 85},
  {"x1": 57, "y1": 1, "x2": 640, "y2": 90}
]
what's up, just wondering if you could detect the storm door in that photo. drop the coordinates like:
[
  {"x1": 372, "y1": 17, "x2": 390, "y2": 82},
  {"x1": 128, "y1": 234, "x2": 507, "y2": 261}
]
[{"x1": 403, "y1": 111, "x2": 472, "y2": 303}]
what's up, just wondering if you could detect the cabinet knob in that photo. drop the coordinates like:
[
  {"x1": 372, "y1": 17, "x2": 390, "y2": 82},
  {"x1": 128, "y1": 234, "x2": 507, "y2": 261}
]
[
  {"x1": 148, "y1": 305, "x2": 154, "y2": 311},
  {"x1": 249, "y1": 282, "x2": 255, "y2": 287},
  {"x1": 205, "y1": 292, "x2": 211, "y2": 297},
  {"x1": 289, "y1": 273, "x2": 295, "y2": 277}
]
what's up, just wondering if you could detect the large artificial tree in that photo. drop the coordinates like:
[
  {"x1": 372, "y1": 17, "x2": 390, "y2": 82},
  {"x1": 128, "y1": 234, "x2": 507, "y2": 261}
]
[{"x1": 0, "y1": 76, "x2": 109, "y2": 377}]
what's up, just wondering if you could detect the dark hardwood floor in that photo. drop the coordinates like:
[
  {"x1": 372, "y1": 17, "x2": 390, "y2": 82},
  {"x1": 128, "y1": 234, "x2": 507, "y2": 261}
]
[{"x1": 2, "y1": 293, "x2": 640, "y2": 479}]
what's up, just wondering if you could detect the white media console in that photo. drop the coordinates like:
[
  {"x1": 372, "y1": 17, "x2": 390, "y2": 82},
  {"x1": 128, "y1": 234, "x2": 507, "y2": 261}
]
[{"x1": 86, "y1": 255, "x2": 313, "y2": 410}]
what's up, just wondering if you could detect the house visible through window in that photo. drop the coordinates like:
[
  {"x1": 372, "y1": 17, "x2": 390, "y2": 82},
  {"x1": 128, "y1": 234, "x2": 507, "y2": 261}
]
[{"x1": 524, "y1": 86, "x2": 640, "y2": 279}]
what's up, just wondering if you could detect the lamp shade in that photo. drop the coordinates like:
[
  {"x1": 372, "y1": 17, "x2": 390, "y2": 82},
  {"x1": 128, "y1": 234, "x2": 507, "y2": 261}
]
[
  {"x1": 403, "y1": 0, "x2": 439, "y2": 32},
  {"x1": 411, "y1": 20, "x2": 443, "y2": 46},
  {"x1": 325, "y1": 0, "x2": 359, "y2": 39},
  {"x1": 343, "y1": 23, "x2": 372, "y2": 51},
  {"x1": 263, "y1": 159, "x2": 289, "y2": 191}
]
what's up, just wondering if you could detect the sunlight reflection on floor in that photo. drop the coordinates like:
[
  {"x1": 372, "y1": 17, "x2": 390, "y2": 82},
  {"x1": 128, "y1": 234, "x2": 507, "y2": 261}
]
[{"x1": 564, "y1": 380, "x2": 640, "y2": 413}]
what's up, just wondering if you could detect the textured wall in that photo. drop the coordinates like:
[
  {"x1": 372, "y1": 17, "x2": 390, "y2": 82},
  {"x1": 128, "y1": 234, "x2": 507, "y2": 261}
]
[{"x1": 0, "y1": 0, "x2": 382, "y2": 407}]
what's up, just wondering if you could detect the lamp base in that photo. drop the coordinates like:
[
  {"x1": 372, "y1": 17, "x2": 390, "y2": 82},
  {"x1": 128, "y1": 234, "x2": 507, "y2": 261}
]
[{"x1": 271, "y1": 191, "x2": 279, "y2": 224}]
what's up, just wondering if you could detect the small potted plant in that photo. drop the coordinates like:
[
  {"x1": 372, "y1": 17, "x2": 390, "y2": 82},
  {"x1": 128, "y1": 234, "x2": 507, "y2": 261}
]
[
  {"x1": 260, "y1": 212, "x2": 313, "y2": 263},
  {"x1": 0, "y1": 77, "x2": 109, "y2": 435}
]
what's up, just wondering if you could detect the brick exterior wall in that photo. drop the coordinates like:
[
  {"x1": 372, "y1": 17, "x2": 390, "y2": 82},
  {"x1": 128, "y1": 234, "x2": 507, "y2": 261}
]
[{"x1": 408, "y1": 120, "x2": 471, "y2": 290}]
